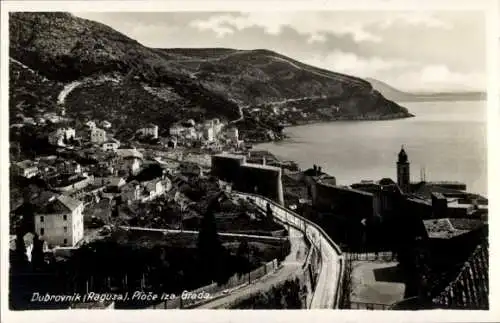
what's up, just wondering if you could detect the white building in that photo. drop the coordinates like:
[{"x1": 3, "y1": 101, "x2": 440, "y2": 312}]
[
  {"x1": 102, "y1": 138, "x2": 121, "y2": 152},
  {"x1": 34, "y1": 195, "x2": 84, "y2": 247},
  {"x1": 13, "y1": 160, "x2": 39, "y2": 178},
  {"x1": 169, "y1": 124, "x2": 185, "y2": 136},
  {"x1": 213, "y1": 119, "x2": 223, "y2": 136},
  {"x1": 85, "y1": 121, "x2": 96, "y2": 129},
  {"x1": 203, "y1": 120, "x2": 214, "y2": 128},
  {"x1": 226, "y1": 127, "x2": 239, "y2": 142},
  {"x1": 91, "y1": 127, "x2": 107, "y2": 144},
  {"x1": 101, "y1": 120, "x2": 112, "y2": 129},
  {"x1": 185, "y1": 127, "x2": 197, "y2": 140},
  {"x1": 203, "y1": 127, "x2": 214, "y2": 142},
  {"x1": 116, "y1": 148, "x2": 143, "y2": 176},
  {"x1": 49, "y1": 127, "x2": 76, "y2": 146},
  {"x1": 138, "y1": 124, "x2": 159, "y2": 139}
]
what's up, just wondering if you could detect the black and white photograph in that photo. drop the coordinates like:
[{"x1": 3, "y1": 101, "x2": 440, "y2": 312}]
[{"x1": 1, "y1": 0, "x2": 497, "y2": 320}]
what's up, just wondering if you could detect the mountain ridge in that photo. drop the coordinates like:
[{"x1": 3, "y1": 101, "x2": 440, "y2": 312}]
[{"x1": 9, "y1": 12, "x2": 413, "y2": 142}]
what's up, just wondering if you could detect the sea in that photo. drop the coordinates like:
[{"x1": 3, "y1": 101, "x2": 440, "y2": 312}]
[{"x1": 254, "y1": 101, "x2": 488, "y2": 197}]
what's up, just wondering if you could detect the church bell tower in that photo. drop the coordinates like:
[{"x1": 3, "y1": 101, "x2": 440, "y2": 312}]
[{"x1": 397, "y1": 145, "x2": 410, "y2": 193}]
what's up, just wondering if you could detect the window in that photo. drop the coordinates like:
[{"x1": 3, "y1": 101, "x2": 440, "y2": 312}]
[
  {"x1": 63, "y1": 215, "x2": 67, "y2": 221},
  {"x1": 40, "y1": 216, "x2": 44, "y2": 223},
  {"x1": 63, "y1": 238, "x2": 67, "y2": 245},
  {"x1": 40, "y1": 228, "x2": 44, "y2": 235},
  {"x1": 64, "y1": 226, "x2": 68, "y2": 233}
]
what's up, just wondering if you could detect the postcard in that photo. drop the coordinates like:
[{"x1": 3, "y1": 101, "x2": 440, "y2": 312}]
[{"x1": 1, "y1": 0, "x2": 498, "y2": 322}]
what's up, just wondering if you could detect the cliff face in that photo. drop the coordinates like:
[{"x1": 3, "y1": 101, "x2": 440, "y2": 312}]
[{"x1": 9, "y1": 12, "x2": 412, "y2": 136}]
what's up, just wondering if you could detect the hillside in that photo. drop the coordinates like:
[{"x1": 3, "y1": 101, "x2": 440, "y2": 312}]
[
  {"x1": 9, "y1": 12, "x2": 413, "y2": 142},
  {"x1": 366, "y1": 78, "x2": 486, "y2": 103}
]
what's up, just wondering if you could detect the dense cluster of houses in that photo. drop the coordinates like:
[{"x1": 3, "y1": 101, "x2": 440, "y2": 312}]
[
  {"x1": 10, "y1": 116, "x2": 240, "y2": 254},
  {"x1": 168, "y1": 118, "x2": 242, "y2": 149}
]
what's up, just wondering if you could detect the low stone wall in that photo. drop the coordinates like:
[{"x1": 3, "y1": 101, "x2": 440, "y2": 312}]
[
  {"x1": 149, "y1": 258, "x2": 279, "y2": 309},
  {"x1": 237, "y1": 192, "x2": 344, "y2": 309}
]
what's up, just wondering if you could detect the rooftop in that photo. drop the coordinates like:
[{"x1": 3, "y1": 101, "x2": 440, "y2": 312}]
[
  {"x1": 103, "y1": 138, "x2": 120, "y2": 144},
  {"x1": 15, "y1": 160, "x2": 37, "y2": 169},
  {"x1": 241, "y1": 162, "x2": 281, "y2": 172},
  {"x1": 423, "y1": 218, "x2": 484, "y2": 239},
  {"x1": 56, "y1": 195, "x2": 83, "y2": 212},
  {"x1": 116, "y1": 149, "x2": 143, "y2": 160},
  {"x1": 108, "y1": 177, "x2": 126, "y2": 187},
  {"x1": 213, "y1": 153, "x2": 246, "y2": 160},
  {"x1": 38, "y1": 195, "x2": 83, "y2": 214}
]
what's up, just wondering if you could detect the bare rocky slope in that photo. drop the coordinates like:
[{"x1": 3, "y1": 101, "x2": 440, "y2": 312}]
[{"x1": 9, "y1": 12, "x2": 413, "y2": 138}]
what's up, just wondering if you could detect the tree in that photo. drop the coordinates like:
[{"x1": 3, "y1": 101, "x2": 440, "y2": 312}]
[
  {"x1": 197, "y1": 192, "x2": 225, "y2": 284},
  {"x1": 236, "y1": 240, "x2": 250, "y2": 275},
  {"x1": 63, "y1": 132, "x2": 69, "y2": 145},
  {"x1": 12, "y1": 233, "x2": 28, "y2": 271},
  {"x1": 31, "y1": 234, "x2": 45, "y2": 271}
]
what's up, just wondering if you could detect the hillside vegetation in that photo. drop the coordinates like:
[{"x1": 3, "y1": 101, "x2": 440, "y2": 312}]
[{"x1": 9, "y1": 12, "x2": 412, "y2": 137}]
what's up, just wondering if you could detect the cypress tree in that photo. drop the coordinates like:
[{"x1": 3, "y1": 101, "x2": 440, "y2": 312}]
[
  {"x1": 12, "y1": 233, "x2": 28, "y2": 271},
  {"x1": 197, "y1": 192, "x2": 224, "y2": 283},
  {"x1": 236, "y1": 240, "x2": 250, "y2": 274},
  {"x1": 31, "y1": 234, "x2": 44, "y2": 271}
]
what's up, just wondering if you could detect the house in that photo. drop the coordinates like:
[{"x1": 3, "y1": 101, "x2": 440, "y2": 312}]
[
  {"x1": 34, "y1": 195, "x2": 85, "y2": 247},
  {"x1": 91, "y1": 127, "x2": 107, "y2": 144},
  {"x1": 102, "y1": 138, "x2": 121, "y2": 152},
  {"x1": 23, "y1": 117, "x2": 36, "y2": 125},
  {"x1": 142, "y1": 179, "x2": 167, "y2": 201},
  {"x1": 226, "y1": 127, "x2": 239, "y2": 142},
  {"x1": 108, "y1": 177, "x2": 127, "y2": 190},
  {"x1": 169, "y1": 124, "x2": 185, "y2": 136},
  {"x1": 104, "y1": 176, "x2": 127, "y2": 195},
  {"x1": 179, "y1": 162, "x2": 203, "y2": 177},
  {"x1": 13, "y1": 160, "x2": 39, "y2": 178},
  {"x1": 48, "y1": 174, "x2": 94, "y2": 193},
  {"x1": 43, "y1": 112, "x2": 62, "y2": 124},
  {"x1": 116, "y1": 149, "x2": 143, "y2": 176},
  {"x1": 85, "y1": 121, "x2": 96, "y2": 129},
  {"x1": 9, "y1": 233, "x2": 36, "y2": 262},
  {"x1": 49, "y1": 127, "x2": 76, "y2": 146},
  {"x1": 213, "y1": 119, "x2": 223, "y2": 135},
  {"x1": 101, "y1": 120, "x2": 112, "y2": 129},
  {"x1": 121, "y1": 181, "x2": 142, "y2": 203},
  {"x1": 138, "y1": 124, "x2": 159, "y2": 139},
  {"x1": 203, "y1": 126, "x2": 214, "y2": 142},
  {"x1": 121, "y1": 178, "x2": 170, "y2": 203},
  {"x1": 55, "y1": 160, "x2": 82, "y2": 175},
  {"x1": 185, "y1": 127, "x2": 197, "y2": 139}
]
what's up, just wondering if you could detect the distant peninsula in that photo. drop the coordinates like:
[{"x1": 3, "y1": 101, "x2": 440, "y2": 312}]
[{"x1": 366, "y1": 78, "x2": 486, "y2": 103}]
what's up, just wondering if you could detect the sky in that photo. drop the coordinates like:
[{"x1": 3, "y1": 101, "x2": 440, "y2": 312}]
[{"x1": 73, "y1": 11, "x2": 486, "y2": 92}]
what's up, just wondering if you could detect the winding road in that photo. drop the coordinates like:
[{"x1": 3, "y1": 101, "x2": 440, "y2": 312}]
[
  {"x1": 193, "y1": 192, "x2": 344, "y2": 309},
  {"x1": 196, "y1": 222, "x2": 308, "y2": 309}
]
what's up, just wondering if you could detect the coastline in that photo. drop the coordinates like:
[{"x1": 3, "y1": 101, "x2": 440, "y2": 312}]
[{"x1": 245, "y1": 112, "x2": 415, "y2": 145}]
